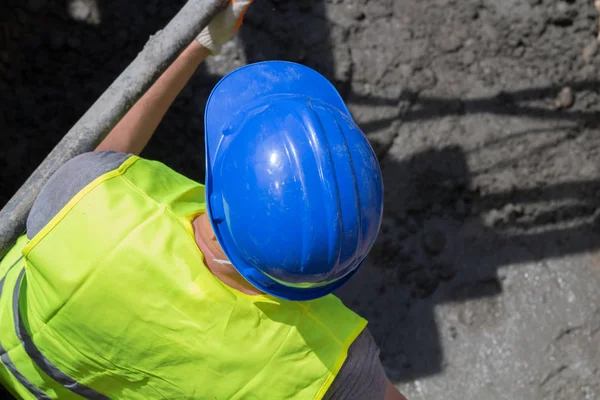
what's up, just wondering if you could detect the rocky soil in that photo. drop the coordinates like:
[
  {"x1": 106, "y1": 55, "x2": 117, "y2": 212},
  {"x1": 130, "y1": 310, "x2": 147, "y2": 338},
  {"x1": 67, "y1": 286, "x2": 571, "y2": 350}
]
[{"x1": 2, "y1": 0, "x2": 600, "y2": 399}]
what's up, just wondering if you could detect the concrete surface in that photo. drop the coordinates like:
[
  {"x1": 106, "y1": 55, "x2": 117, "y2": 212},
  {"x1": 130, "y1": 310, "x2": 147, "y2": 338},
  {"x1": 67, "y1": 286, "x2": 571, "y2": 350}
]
[{"x1": 1, "y1": 0, "x2": 600, "y2": 399}]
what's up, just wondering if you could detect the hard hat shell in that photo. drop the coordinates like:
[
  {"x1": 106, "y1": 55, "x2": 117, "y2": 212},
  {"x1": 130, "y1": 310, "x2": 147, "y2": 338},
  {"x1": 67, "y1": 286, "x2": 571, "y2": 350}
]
[{"x1": 205, "y1": 61, "x2": 383, "y2": 301}]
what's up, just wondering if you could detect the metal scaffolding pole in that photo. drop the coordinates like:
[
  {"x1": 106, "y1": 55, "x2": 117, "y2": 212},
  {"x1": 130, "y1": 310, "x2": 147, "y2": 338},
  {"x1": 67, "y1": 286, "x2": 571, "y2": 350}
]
[{"x1": 0, "y1": 0, "x2": 226, "y2": 257}]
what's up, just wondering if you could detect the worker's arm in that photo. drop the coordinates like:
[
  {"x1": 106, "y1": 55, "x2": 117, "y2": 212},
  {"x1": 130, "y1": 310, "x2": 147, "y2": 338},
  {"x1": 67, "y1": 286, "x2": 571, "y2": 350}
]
[
  {"x1": 95, "y1": 0, "x2": 253, "y2": 155},
  {"x1": 95, "y1": 42, "x2": 209, "y2": 155},
  {"x1": 386, "y1": 380, "x2": 408, "y2": 400}
]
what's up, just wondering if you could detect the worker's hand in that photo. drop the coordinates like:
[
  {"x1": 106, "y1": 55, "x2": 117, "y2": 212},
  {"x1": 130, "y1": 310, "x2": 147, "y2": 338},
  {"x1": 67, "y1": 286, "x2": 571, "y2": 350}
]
[{"x1": 196, "y1": 0, "x2": 253, "y2": 54}]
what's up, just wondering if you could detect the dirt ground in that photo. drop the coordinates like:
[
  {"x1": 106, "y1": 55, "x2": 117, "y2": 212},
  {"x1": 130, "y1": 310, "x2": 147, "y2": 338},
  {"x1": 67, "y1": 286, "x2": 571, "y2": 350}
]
[{"x1": 2, "y1": 0, "x2": 600, "y2": 399}]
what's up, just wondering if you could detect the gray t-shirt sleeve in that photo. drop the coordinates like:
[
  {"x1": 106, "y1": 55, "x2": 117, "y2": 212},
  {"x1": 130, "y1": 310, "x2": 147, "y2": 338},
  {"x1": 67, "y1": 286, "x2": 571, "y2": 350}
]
[
  {"x1": 323, "y1": 328, "x2": 388, "y2": 400},
  {"x1": 26, "y1": 151, "x2": 131, "y2": 239}
]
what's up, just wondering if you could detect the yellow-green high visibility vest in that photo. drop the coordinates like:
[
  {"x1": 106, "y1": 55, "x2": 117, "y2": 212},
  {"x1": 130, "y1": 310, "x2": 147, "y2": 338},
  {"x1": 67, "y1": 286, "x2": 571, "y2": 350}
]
[{"x1": 0, "y1": 156, "x2": 367, "y2": 399}]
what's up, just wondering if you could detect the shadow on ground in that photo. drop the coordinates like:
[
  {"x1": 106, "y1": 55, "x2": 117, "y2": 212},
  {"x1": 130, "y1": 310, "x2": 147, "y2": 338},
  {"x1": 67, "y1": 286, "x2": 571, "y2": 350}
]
[
  {"x1": 337, "y1": 144, "x2": 600, "y2": 381},
  {"x1": 352, "y1": 82, "x2": 600, "y2": 141},
  {"x1": 1, "y1": 0, "x2": 600, "y2": 393}
]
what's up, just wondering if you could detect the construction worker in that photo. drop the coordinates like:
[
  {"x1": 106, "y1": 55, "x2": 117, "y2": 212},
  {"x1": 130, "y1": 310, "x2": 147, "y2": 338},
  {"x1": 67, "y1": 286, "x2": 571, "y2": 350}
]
[{"x1": 0, "y1": 1, "x2": 407, "y2": 399}]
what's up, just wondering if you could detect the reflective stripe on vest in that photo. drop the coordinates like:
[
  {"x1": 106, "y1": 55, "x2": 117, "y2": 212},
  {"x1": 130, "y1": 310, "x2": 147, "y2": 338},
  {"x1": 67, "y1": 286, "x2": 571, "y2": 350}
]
[
  {"x1": 0, "y1": 238, "x2": 109, "y2": 400},
  {"x1": 12, "y1": 269, "x2": 110, "y2": 400},
  {"x1": 0, "y1": 342, "x2": 50, "y2": 400},
  {"x1": 13, "y1": 269, "x2": 109, "y2": 400},
  {"x1": 3, "y1": 156, "x2": 366, "y2": 399},
  {"x1": 0, "y1": 257, "x2": 51, "y2": 400}
]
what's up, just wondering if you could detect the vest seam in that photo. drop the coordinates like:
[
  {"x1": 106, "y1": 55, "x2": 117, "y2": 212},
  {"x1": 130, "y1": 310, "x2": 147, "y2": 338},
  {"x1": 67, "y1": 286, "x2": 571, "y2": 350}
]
[
  {"x1": 297, "y1": 302, "x2": 345, "y2": 346},
  {"x1": 313, "y1": 321, "x2": 367, "y2": 400},
  {"x1": 296, "y1": 303, "x2": 368, "y2": 399},
  {"x1": 119, "y1": 172, "x2": 195, "y2": 241}
]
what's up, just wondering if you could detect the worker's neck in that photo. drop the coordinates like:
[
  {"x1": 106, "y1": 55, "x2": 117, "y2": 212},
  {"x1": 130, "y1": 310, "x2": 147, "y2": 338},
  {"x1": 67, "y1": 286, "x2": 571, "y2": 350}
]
[{"x1": 192, "y1": 214, "x2": 264, "y2": 296}]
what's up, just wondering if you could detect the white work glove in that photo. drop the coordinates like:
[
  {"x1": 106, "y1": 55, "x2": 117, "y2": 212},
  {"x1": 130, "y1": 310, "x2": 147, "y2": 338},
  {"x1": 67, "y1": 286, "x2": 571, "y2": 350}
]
[{"x1": 196, "y1": 0, "x2": 254, "y2": 54}]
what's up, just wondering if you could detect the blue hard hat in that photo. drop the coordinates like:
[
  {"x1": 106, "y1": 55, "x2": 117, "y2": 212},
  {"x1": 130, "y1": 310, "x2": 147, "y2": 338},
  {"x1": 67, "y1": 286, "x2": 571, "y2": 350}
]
[{"x1": 204, "y1": 61, "x2": 383, "y2": 301}]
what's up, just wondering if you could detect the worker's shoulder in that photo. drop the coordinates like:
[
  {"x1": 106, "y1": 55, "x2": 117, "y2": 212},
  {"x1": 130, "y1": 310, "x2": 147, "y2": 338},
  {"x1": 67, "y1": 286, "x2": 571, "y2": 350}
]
[
  {"x1": 63, "y1": 151, "x2": 132, "y2": 173},
  {"x1": 26, "y1": 151, "x2": 132, "y2": 238},
  {"x1": 43, "y1": 151, "x2": 133, "y2": 194}
]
